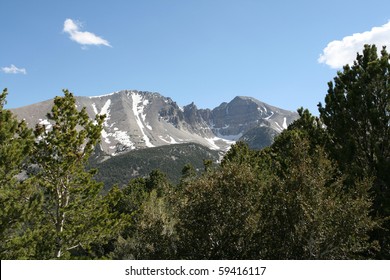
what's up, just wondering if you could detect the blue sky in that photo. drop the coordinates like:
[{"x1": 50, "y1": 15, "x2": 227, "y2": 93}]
[{"x1": 1, "y1": 0, "x2": 390, "y2": 114}]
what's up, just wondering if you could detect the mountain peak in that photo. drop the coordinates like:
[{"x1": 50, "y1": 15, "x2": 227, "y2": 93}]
[
  {"x1": 233, "y1": 95, "x2": 257, "y2": 102},
  {"x1": 86, "y1": 90, "x2": 164, "y2": 101},
  {"x1": 11, "y1": 90, "x2": 299, "y2": 156}
]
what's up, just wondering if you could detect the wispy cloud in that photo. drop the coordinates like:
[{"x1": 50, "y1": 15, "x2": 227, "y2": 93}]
[
  {"x1": 1, "y1": 64, "x2": 27, "y2": 74},
  {"x1": 63, "y1": 19, "x2": 111, "y2": 48},
  {"x1": 318, "y1": 21, "x2": 390, "y2": 68}
]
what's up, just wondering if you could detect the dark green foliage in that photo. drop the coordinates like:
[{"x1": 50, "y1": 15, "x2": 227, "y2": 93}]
[
  {"x1": 319, "y1": 45, "x2": 390, "y2": 181},
  {"x1": 110, "y1": 169, "x2": 177, "y2": 259},
  {"x1": 319, "y1": 45, "x2": 390, "y2": 258},
  {"x1": 0, "y1": 88, "x2": 38, "y2": 259},
  {"x1": 202, "y1": 159, "x2": 213, "y2": 172},
  {"x1": 180, "y1": 163, "x2": 196, "y2": 182},
  {"x1": 175, "y1": 136, "x2": 376, "y2": 259},
  {"x1": 0, "y1": 89, "x2": 33, "y2": 182},
  {"x1": 257, "y1": 131, "x2": 377, "y2": 259},
  {"x1": 177, "y1": 160, "x2": 261, "y2": 259},
  {"x1": 287, "y1": 107, "x2": 330, "y2": 149},
  {"x1": 113, "y1": 179, "x2": 148, "y2": 216},
  {"x1": 221, "y1": 141, "x2": 257, "y2": 166},
  {"x1": 113, "y1": 191, "x2": 177, "y2": 259},
  {"x1": 146, "y1": 169, "x2": 170, "y2": 193}
]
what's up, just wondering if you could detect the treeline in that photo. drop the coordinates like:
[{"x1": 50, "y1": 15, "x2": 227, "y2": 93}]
[{"x1": 0, "y1": 45, "x2": 389, "y2": 259}]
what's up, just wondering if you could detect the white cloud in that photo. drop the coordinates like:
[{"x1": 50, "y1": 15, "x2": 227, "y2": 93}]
[
  {"x1": 318, "y1": 21, "x2": 390, "y2": 68},
  {"x1": 63, "y1": 19, "x2": 111, "y2": 47},
  {"x1": 1, "y1": 64, "x2": 27, "y2": 74}
]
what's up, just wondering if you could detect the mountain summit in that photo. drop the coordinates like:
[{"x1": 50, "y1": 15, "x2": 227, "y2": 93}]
[{"x1": 11, "y1": 90, "x2": 299, "y2": 156}]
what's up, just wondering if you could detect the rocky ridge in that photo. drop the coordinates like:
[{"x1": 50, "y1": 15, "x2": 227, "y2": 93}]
[{"x1": 11, "y1": 90, "x2": 299, "y2": 157}]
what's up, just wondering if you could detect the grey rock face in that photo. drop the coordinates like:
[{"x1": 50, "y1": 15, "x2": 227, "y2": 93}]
[{"x1": 11, "y1": 90, "x2": 299, "y2": 156}]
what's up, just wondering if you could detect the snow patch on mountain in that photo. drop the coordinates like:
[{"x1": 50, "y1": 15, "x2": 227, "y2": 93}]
[
  {"x1": 92, "y1": 103, "x2": 98, "y2": 115},
  {"x1": 89, "y1": 91, "x2": 117, "y2": 98},
  {"x1": 101, "y1": 99, "x2": 111, "y2": 117},
  {"x1": 274, "y1": 121, "x2": 284, "y2": 132},
  {"x1": 159, "y1": 135, "x2": 179, "y2": 144},
  {"x1": 282, "y1": 117, "x2": 288, "y2": 129},
  {"x1": 205, "y1": 136, "x2": 237, "y2": 151},
  {"x1": 205, "y1": 137, "x2": 221, "y2": 150},
  {"x1": 112, "y1": 130, "x2": 134, "y2": 149},
  {"x1": 264, "y1": 111, "x2": 274, "y2": 120},
  {"x1": 215, "y1": 131, "x2": 243, "y2": 141},
  {"x1": 101, "y1": 99, "x2": 111, "y2": 127},
  {"x1": 91, "y1": 99, "x2": 112, "y2": 144},
  {"x1": 101, "y1": 130, "x2": 111, "y2": 144},
  {"x1": 101, "y1": 128, "x2": 134, "y2": 150},
  {"x1": 131, "y1": 92, "x2": 154, "y2": 148}
]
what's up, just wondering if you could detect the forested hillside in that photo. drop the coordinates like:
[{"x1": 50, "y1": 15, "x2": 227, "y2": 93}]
[
  {"x1": 89, "y1": 143, "x2": 220, "y2": 190},
  {"x1": 0, "y1": 45, "x2": 389, "y2": 259}
]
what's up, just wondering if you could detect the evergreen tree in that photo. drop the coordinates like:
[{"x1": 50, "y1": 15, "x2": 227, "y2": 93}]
[
  {"x1": 257, "y1": 130, "x2": 377, "y2": 259},
  {"x1": 180, "y1": 163, "x2": 196, "y2": 184},
  {"x1": 176, "y1": 131, "x2": 376, "y2": 259},
  {"x1": 287, "y1": 107, "x2": 329, "y2": 148},
  {"x1": 0, "y1": 89, "x2": 37, "y2": 259},
  {"x1": 221, "y1": 141, "x2": 255, "y2": 166},
  {"x1": 176, "y1": 159, "x2": 262, "y2": 259},
  {"x1": 318, "y1": 45, "x2": 390, "y2": 258},
  {"x1": 30, "y1": 89, "x2": 120, "y2": 258},
  {"x1": 146, "y1": 169, "x2": 171, "y2": 195},
  {"x1": 111, "y1": 170, "x2": 177, "y2": 259}
]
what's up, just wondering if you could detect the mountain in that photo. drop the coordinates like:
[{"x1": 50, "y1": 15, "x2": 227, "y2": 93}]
[
  {"x1": 11, "y1": 90, "x2": 298, "y2": 155},
  {"x1": 11, "y1": 90, "x2": 298, "y2": 186}
]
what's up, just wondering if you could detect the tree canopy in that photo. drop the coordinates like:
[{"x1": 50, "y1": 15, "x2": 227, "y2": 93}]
[{"x1": 319, "y1": 45, "x2": 390, "y2": 258}]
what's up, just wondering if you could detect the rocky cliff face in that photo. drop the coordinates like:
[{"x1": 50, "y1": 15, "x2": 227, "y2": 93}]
[
  {"x1": 205, "y1": 96, "x2": 297, "y2": 138},
  {"x1": 11, "y1": 90, "x2": 299, "y2": 156}
]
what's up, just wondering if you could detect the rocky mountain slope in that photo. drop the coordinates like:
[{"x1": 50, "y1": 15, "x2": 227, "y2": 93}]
[{"x1": 11, "y1": 90, "x2": 299, "y2": 157}]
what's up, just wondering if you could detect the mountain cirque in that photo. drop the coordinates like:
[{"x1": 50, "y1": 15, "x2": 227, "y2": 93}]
[{"x1": 11, "y1": 90, "x2": 299, "y2": 156}]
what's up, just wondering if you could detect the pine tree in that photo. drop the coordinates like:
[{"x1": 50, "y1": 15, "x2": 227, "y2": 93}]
[
  {"x1": 180, "y1": 163, "x2": 196, "y2": 184},
  {"x1": 31, "y1": 89, "x2": 119, "y2": 258},
  {"x1": 111, "y1": 170, "x2": 177, "y2": 259},
  {"x1": 318, "y1": 45, "x2": 390, "y2": 258},
  {"x1": 176, "y1": 159, "x2": 261, "y2": 259},
  {"x1": 221, "y1": 141, "x2": 255, "y2": 166},
  {"x1": 0, "y1": 88, "x2": 37, "y2": 259},
  {"x1": 258, "y1": 130, "x2": 377, "y2": 259}
]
